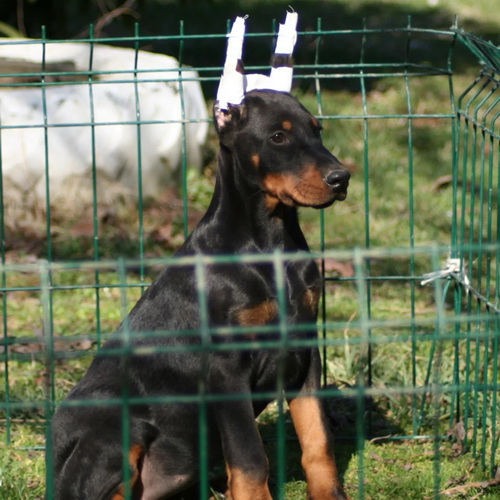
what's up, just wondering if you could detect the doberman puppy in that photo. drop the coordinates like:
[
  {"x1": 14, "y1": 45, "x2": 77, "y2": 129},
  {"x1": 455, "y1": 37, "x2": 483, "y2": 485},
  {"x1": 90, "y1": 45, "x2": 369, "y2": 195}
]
[{"x1": 48, "y1": 89, "x2": 351, "y2": 500}]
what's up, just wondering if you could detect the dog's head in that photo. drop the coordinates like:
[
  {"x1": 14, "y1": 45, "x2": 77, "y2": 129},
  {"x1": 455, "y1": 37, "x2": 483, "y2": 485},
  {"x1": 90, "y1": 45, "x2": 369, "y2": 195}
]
[{"x1": 214, "y1": 90, "x2": 350, "y2": 210}]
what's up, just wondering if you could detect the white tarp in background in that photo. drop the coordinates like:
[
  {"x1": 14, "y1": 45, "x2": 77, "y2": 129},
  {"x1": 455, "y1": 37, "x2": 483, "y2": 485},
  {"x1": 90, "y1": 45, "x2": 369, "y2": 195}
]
[{"x1": 0, "y1": 41, "x2": 208, "y2": 211}]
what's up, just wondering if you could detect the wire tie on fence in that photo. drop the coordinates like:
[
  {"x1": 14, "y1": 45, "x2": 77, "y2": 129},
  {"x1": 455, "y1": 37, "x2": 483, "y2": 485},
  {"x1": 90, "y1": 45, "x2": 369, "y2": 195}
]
[{"x1": 420, "y1": 257, "x2": 463, "y2": 286}]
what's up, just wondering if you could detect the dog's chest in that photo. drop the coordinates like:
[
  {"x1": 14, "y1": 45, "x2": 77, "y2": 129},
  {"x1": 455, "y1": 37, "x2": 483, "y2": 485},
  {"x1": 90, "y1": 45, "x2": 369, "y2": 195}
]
[
  {"x1": 283, "y1": 259, "x2": 321, "y2": 323},
  {"x1": 227, "y1": 258, "x2": 321, "y2": 332}
]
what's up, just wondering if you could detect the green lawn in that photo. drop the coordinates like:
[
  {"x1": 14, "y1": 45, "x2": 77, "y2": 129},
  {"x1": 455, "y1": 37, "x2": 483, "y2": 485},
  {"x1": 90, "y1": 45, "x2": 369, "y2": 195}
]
[{"x1": 1, "y1": 1, "x2": 499, "y2": 498}]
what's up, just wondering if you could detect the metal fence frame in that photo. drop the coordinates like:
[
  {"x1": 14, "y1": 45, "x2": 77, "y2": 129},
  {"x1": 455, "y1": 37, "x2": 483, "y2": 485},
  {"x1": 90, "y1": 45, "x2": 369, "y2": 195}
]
[{"x1": 0, "y1": 18, "x2": 499, "y2": 499}]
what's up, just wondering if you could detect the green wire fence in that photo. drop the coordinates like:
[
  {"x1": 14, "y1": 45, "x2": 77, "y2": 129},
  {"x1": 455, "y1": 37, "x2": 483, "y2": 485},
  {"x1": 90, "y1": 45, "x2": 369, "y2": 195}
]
[{"x1": 0, "y1": 17, "x2": 499, "y2": 499}]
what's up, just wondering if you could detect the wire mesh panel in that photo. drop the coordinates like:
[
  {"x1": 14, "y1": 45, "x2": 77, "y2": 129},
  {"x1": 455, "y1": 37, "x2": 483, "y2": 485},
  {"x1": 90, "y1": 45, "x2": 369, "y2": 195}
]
[
  {"x1": 449, "y1": 31, "x2": 500, "y2": 478},
  {"x1": 0, "y1": 18, "x2": 499, "y2": 500}
]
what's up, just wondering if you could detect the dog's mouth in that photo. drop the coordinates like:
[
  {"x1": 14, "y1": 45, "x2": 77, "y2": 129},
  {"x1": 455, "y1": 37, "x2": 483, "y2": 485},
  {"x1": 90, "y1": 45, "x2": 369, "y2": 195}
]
[
  {"x1": 267, "y1": 188, "x2": 348, "y2": 210},
  {"x1": 333, "y1": 190, "x2": 348, "y2": 202},
  {"x1": 262, "y1": 166, "x2": 349, "y2": 210},
  {"x1": 298, "y1": 189, "x2": 348, "y2": 209}
]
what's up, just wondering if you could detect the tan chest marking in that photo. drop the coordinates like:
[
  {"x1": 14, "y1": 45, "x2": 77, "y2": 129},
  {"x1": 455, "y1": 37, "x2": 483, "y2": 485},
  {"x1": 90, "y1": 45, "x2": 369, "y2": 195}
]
[
  {"x1": 236, "y1": 300, "x2": 278, "y2": 326},
  {"x1": 303, "y1": 288, "x2": 320, "y2": 315}
]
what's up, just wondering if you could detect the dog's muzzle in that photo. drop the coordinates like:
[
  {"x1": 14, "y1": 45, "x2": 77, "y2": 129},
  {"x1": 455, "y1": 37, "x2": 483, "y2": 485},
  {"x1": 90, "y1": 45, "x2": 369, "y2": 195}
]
[{"x1": 324, "y1": 168, "x2": 350, "y2": 201}]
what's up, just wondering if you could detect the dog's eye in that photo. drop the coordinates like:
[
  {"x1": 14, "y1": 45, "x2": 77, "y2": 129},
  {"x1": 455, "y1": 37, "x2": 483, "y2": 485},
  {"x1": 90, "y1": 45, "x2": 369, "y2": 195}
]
[{"x1": 270, "y1": 132, "x2": 287, "y2": 144}]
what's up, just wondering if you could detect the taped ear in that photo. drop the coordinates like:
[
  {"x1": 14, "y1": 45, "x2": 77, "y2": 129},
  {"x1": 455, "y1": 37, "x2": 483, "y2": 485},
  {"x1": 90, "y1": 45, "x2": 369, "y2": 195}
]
[
  {"x1": 246, "y1": 11, "x2": 297, "y2": 92},
  {"x1": 216, "y1": 16, "x2": 246, "y2": 111},
  {"x1": 268, "y1": 11, "x2": 297, "y2": 92},
  {"x1": 213, "y1": 102, "x2": 246, "y2": 147},
  {"x1": 215, "y1": 11, "x2": 298, "y2": 111}
]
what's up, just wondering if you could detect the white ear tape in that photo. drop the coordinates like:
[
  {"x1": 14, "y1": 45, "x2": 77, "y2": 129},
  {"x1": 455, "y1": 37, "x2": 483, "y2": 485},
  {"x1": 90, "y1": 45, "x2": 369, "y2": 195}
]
[
  {"x1": 216, "y1": 16, "x2": 247, "y2": 110},
  {"x1": 269, "y1": 11, "x2": 298, "y2": 92},
  {"x1": 216, "y1": 12, "x2": 298, "y2": 110},
  {"x1": 274, "y1": 11, "x2": 298, "y2": 54}
]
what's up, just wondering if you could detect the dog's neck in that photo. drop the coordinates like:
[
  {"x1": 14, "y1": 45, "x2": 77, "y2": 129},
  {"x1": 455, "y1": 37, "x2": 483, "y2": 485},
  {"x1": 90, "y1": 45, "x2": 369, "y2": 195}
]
[{"x1": 189, "y1": 147, "x2": 309, "y2": 254}]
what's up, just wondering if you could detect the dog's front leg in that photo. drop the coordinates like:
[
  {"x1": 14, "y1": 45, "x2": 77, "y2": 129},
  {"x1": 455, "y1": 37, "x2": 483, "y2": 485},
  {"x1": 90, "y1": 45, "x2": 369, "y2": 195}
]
[
  {"x1": 287, "y1": 348, "x2": 350, "y2": 500},
  {"x1": 215, "y1": 398, "x2": 272, "y2": 500},
  {"x1": 209, "y1": 364, "x2": 272, "y2": 500}
]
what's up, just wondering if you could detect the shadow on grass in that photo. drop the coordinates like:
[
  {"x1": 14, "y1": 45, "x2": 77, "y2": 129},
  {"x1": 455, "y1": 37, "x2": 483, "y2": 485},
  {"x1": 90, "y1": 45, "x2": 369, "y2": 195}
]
[
  {"x1": 4, "y1": 1, "x2": 499, "y2": 93},
  {"x1": 160, "y1": 384, "x2": 405, "y2": 499},
  {"x1": 126, "y1": 1, "x2": 496, "y2": 98}
]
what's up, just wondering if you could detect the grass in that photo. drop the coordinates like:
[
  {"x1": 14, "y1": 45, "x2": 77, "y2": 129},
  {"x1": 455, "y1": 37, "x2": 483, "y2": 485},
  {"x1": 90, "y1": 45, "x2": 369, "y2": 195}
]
[
  {"x1": 343, "y1": 439, "x2": 500, "y2": 500},
  {"x1": 1, "y1": 4, "x2": 500, "y2": 499},
  {"x1": 2, "y1": 264, "x2": 499, "y2": 498},
  {"x1": 0, "y1": 426, "x2": 45, "y2": 500}
]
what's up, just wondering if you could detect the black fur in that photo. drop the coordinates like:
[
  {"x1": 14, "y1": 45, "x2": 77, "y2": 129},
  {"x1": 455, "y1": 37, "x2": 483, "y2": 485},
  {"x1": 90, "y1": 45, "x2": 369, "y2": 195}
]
[{"x1": 48, "y1": 90, "x2": 351, "y2": 500}]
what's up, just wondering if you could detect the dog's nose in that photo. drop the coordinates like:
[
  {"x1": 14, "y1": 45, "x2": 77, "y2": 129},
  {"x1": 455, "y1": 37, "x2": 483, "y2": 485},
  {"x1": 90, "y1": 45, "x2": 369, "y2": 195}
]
[{"x1": 324, "y1": 168, "x2": 350, "y2": 192}]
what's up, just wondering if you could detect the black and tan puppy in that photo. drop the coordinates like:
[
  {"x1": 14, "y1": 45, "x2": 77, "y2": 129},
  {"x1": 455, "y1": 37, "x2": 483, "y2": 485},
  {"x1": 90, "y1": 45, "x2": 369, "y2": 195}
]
[{"x1": 48, "y1": 89, "x2": 350, "y2": 500}]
